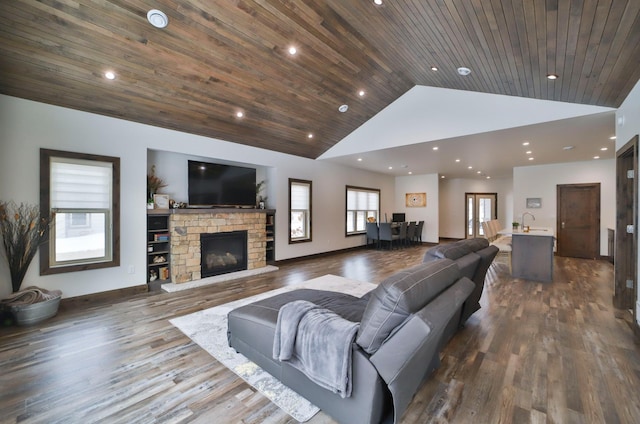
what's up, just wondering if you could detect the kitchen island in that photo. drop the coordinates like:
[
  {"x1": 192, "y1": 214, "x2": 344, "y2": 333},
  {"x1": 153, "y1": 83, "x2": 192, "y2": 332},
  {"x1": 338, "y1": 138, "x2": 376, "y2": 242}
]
[{"x1": 501, "y1": 227, "x2": 556, "y2": 282}]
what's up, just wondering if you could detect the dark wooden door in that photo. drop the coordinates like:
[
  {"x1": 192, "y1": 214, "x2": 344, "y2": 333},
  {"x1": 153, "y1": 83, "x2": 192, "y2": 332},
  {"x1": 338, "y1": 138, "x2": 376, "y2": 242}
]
[
  {"x1": 614, "y1": 136, "x2": 638, "y2": 312},
  {"x1": 556, "y1": 183, "x2": 600, "y2": 259}
]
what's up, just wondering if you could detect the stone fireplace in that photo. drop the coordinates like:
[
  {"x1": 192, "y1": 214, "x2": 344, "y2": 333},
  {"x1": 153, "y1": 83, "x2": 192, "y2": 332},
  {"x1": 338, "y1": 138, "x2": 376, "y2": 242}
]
[
  {"x1": 169, "y1": 210, "x2": 266, "y2": 283},
  {"x1": 200, "y1": 230, "x2": 248, "y2": 278}
]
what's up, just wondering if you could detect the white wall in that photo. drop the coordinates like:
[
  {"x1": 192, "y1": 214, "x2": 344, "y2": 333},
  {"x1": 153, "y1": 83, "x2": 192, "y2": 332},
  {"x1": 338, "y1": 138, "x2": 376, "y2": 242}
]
[
  {"x1": 513, "y1": 160, "x2": 616, "y2": 256},
  {"x1": 0, "y1": 95, "x2": 395, "y2": 298},
  {"x1": 438, "y1": 177, "x2": 514, "y2": 239},
  {"x1": 615, "y1": 78, "x2": 640, "y2": 323},
  {"x1": 394, "y1": 174, "x2": 439, "y2": 243}
]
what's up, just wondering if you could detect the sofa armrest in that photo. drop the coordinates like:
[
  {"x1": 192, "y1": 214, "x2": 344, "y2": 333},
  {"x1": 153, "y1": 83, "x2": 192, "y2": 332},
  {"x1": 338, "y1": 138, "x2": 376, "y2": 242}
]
[{"x1": 368, "y1": 277, "x2": 475, "y2": 423}]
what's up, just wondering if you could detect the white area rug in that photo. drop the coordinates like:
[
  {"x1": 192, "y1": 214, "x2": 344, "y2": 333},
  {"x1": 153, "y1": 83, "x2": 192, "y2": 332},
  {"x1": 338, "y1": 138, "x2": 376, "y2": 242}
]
[
  {"x1": 169, "y1": 274, "x2": 376, "y2": 422},
  {"x1": 162, "y1": 265, "x2": 279, "y2": 292}
]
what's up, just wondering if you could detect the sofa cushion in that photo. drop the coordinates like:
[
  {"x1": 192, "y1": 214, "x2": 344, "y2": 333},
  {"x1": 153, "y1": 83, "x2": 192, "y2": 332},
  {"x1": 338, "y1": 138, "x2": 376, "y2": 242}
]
[
  {"x1": 356, "y1": 259, "x2": 460, "y2": 354},
  {"x1": 423, "y1": 238, "x2": 489, "y2": 262}
]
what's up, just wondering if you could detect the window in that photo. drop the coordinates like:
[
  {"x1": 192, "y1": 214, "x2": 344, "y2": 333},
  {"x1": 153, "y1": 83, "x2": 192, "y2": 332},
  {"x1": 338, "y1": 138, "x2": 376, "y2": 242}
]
[
  {"x1": 289, "y1": 178, "x2": 311, "y2": 243},
  {"x1": 40, "y1": 149, "x2": 120, "y2": 274},
  {"x1": 346, "y1": 186, "x2": 380, "y2": 235}
]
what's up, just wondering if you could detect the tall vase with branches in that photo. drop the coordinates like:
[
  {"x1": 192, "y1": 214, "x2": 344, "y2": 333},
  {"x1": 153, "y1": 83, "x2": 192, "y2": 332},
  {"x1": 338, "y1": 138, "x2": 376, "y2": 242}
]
[
  {"x1": 147, "y1": 165, "x2": 167, "y2": 203},
  {"x1": 0, "y1": 201, "x2": 50, "y2": 293}
]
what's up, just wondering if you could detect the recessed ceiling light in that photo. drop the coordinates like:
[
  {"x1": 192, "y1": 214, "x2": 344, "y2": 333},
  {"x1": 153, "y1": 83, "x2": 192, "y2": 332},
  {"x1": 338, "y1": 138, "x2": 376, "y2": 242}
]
[
  {"x1": 236, "y1": 111, "x2": 244, "y2": 118},
  {"x1": 594, "y1": 156, "x2": 600, "y2": 159},
  {"x1": 408, "y1": 171, "x2": 413, "y2": 175},
  {"x1": 547, "y1": 73, "x2": 559, "y2": 80},
  {"x1": 104, "y1": 71, "x2": 116, "y2": 80},
  {"x1": 357, "y1": 158, "x2": 363, "y2": 162},
  {"x1": 476, "y1": 171, "x2": 481, "y2": 174},
  {"x1": 338, "y1": 104, "x2": 349, "y2": 113},
  {"x1": 373, "y1": 0, "x2": 383, "y2": 5},
  {"x1": 307, "y1": 133, "x2": 313, "y2": 139},
  {"x1": 441, "y1": 175, "x2": 445, "y2": 179},
  {"x1": 431, "y1": 66, "x2": 438, "y2": 71},
  {"x1": 600, "y1": 147, "x2": 608, "y2": 151},
  {"x1": 486, "y1": 176, "x2": 491, "y2": 179},
  {"x1": 522, "y1": 141, "x2": 530, "y2": 146},
  {"x1": 388, "y1": 166, "x2": 393, "y2": 170},
  {"x1": 528, "y1": 157, "x2": 534, "y2": 161},
  {"x1": 563, "y1": 146, "x2": 574, "y2": 150},
  {"x1": 358, "y1": 90, "x2": 365, "y2": 97},
  {"x1": 609, "y1": 136, "x2": 616, "y2": 140},
  {"x1": 432, "y1": 146, "x2": 439, "y2": 151},
  {"x1": 468, "y1": 166, "x2": 473, "y2": 169},
  {"x1": 457, "y1": 67, "x2": 471, "y2": 76},
  {"x1": 455, "y1": 159, "x2": 461, "y2": 163},
  {"x1": 526, "y1": 150, "x2": 532, "y2": 154},
  {"x1": 147, "y1": 9, "x2": 169, "y2": 28},
  {"x1": 288, "y1": 46, "x2": 297, "y2": 55}
]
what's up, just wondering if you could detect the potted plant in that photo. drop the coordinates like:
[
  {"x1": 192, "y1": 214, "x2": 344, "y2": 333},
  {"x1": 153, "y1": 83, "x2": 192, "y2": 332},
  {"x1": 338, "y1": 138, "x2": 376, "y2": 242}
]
[
  {"x1": 147, "y1": 165, "x2": 167, "y2": 208},
  {"x1": 255, "y1": 180, "x2": 268, "y2": 209},
  {"x1": 0, "y1": 201, "x2": 61, "y2": 325},
  {"x1": 512, "y1": 221, "x2": 520, "y2": 231}
]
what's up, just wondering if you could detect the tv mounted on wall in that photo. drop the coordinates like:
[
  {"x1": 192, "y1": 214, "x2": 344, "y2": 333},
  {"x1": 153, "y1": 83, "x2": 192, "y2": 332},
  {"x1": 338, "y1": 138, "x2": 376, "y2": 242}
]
[{"x1": 188, "y1": 160, "x2": 256, "y2": 207}]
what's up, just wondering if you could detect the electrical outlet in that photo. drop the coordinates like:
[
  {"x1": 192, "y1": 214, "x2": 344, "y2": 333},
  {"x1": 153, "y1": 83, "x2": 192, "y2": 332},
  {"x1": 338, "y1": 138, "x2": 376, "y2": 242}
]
[{"x1": 127, "y1": 265, "x2": 135, "y2": 274}]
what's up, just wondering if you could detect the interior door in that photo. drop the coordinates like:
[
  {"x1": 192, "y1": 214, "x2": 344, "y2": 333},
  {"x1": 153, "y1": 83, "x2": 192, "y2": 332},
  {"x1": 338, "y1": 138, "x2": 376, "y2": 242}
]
[
  {"x1": 556, "y1": 183, "x2": 600, "y2": 259},
  {"x1": 614, "y1": 136, "x2": 638, "y2": 317},
  {"x1": 465, "y1": 193, "x2": 497, "y2": 238}
]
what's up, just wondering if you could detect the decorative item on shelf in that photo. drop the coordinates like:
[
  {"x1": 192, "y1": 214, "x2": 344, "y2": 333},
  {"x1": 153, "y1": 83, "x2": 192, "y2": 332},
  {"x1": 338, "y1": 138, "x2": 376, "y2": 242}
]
[
  {"x1": 147, "y1": 164, "x2": 167, "y2": 205},
  {"x1": 153, "y1": 194, "x2": 170, "y2": 209},
  {"x1": 512, "y1": 222, "x2": 520, "y2": 231},
  {"x1": 159, "y1": 267, "x2": 169, "y2": 280},
  {"x1": 149, "y1": 269, "x2": 158, "y2": 281},
  {"x1": 153, "y1": 255, "x2": 166, "y2": 264},
  {"x1": 255, "y1": 180, "x2": 268, "y2": 208}
]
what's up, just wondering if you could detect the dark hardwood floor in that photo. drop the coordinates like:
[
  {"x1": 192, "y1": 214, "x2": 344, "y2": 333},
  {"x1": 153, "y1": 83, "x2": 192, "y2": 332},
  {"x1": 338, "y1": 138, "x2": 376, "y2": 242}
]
[{"x1": 1, "y1": 246, "x2": 638, "y2": 423}]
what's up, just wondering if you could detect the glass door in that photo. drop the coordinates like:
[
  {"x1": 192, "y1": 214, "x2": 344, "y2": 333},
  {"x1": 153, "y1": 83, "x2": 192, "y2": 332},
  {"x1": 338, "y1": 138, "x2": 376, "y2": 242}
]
[{"x1": 466, "y1": 193, "x2": 497, "y2": 238}]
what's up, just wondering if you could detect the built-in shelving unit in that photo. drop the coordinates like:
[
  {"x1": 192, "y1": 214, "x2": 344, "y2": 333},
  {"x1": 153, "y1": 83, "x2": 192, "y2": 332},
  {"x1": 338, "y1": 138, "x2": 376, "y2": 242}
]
[
  {"x1": 265, "y1": 210, "x2": 275, "y2": 263},
  {"x1": 147, "y1": 212, "x2": 171, "y2": 285}
]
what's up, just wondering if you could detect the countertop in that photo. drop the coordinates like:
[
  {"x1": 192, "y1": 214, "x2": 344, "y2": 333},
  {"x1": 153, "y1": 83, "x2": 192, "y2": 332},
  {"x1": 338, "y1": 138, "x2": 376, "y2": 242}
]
[{"x1": 499, "y1": 227, "x2": 555, "y2": 237}]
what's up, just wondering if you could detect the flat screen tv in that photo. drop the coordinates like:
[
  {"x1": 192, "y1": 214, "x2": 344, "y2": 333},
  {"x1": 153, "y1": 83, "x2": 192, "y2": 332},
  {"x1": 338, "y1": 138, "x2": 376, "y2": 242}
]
[{"x1": 188, "y1": 160, "x2": 256, "y2": 207}]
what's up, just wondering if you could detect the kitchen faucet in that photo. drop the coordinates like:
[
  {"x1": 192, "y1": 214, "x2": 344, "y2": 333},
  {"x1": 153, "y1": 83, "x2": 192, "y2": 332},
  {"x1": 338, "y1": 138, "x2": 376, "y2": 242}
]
[{"x1": 521, "y1": 212, "x2": 535, "y2": 229}]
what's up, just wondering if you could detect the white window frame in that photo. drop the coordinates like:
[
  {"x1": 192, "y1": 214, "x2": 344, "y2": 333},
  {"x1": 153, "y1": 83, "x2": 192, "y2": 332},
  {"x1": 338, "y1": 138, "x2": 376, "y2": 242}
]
[
  {"x1": 346, "y1": 186, "x2": 380, "y2": 236},
  {"x1": 289, "y1": 178, "x2": 312, "y2": 243}
]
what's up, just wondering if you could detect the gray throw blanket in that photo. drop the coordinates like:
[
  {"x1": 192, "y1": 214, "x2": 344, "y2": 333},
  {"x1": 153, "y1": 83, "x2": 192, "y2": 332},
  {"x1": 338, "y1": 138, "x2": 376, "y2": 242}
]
[{"x1": 273, "y1": 300, "x2": 359, "y2": 398}]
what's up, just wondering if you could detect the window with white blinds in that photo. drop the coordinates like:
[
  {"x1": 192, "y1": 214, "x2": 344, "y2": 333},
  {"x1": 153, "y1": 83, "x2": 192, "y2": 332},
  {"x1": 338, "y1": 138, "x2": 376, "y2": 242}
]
[
  {"x1": 40, "y1": 149, "x2": 120, "y2": 274},
  {"x1": 289, "y1": 179, "x2": 311, "y2": 243},
  {"x1": 346, "y1": 186, "x2": 380, "y2": 235}
]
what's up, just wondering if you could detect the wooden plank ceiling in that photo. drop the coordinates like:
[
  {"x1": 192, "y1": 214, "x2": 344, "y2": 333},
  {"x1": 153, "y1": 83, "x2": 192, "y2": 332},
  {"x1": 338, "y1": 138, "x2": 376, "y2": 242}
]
[{"x1": 1, "y1": 0, "x2": 639, "y2": 159}]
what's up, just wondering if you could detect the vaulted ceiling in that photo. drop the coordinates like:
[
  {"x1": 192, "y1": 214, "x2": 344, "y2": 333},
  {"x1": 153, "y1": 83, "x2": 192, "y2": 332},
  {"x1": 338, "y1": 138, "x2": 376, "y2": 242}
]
[{"x1": 1, "y1": 1, "x2": 639, "y2": 160}]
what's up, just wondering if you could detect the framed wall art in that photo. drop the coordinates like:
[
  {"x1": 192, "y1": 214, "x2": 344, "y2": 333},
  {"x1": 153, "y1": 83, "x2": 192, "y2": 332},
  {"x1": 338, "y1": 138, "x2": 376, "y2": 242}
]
[
  {"x1": 405, "y1": 192, "x2": 427, "y2": 207},
  {"x1": 526, "y1": 197, "x2": 542, "y2": 208}
]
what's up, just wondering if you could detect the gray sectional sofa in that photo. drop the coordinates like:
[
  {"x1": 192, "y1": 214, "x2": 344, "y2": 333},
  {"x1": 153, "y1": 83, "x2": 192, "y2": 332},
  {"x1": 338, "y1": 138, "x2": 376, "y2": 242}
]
[{"x1": 227, "y1": 238, "x2": 497, "y2": 424}]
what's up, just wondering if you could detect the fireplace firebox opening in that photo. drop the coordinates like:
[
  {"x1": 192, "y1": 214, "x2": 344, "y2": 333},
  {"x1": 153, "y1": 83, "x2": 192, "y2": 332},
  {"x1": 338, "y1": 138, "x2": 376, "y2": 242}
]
[{"x1": 200, "y1": 231, "x2": 248, "y2": 278}]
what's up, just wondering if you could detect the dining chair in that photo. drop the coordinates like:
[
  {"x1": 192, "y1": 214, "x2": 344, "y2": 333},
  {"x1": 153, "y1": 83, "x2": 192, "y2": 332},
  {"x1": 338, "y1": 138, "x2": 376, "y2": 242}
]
[
  {"x1": 406, "y1": 221, "x2": 417, "y2": 246},
  {"x1": 415, "y1": 221, "x2": 424, "y2": 244},
  {"x1": 379, "y1": 222, "x2": 399, "y2": 250},
  {"x1": 366, "y1": 222, "x2": 380, "y2": 249},
  {"x1": 397, "y1": 221, "x2": 408, "y2": 247}
]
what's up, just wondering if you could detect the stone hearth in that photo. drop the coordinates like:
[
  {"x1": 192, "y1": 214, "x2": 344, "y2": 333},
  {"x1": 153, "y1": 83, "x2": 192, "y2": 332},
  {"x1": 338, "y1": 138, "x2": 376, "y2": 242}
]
[{"x1": 169, "y1": 210, "x2": 266, "y2": 283}]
